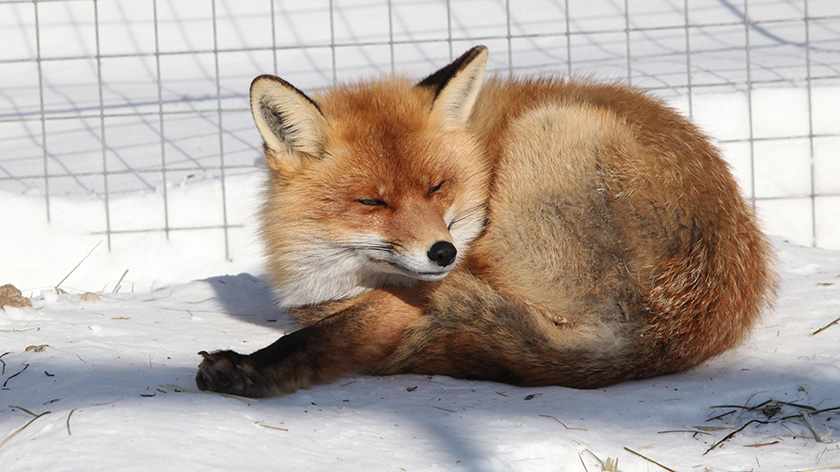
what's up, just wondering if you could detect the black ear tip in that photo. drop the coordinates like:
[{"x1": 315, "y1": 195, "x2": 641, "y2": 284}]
[
  {"x1": 456, "y1": 45, "x2": 489, "y2": 64},
  {"x1": 249, "y1": 75, "x2": 323, "y2": 114},
  {"x1": 250, "y1": 74, "x2": 289, "y2": 94},
  {"x1": 417, "y1": 45, "x2": 490, "y2": 95}
]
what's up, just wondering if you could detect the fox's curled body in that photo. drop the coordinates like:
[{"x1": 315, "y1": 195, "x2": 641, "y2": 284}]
[{"x1": 196, "y1": 46, "x2": 775, "y2": 397}]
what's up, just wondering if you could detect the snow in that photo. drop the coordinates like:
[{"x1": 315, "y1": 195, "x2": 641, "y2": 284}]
[
  {"x1": 1, "y1": 238, "x2": 840, "y2": 471},
  {"x1": 3, "y1": 0, "x2": 840, "y2": 470},
  {"x1": 0, "y1": 174, "x2": 264, "y2": 295}
]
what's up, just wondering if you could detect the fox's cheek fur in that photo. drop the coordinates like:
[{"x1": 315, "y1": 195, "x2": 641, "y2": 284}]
[{"x1": 444, "y1": 199, "x2": 487, "y2": 256}]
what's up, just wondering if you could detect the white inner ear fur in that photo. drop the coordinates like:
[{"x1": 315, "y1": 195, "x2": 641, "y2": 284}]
[
  {"x1": 430, "y1": 48, "x2": 489, "y2": 130},
  {"x1": 250, "y1": 77, "x2": 327, "y2": 158}
]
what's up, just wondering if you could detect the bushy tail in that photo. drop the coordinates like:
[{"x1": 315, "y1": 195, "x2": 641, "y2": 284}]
[{"x1": 640, "y1": 220, "x2": 776, "y2": 374}]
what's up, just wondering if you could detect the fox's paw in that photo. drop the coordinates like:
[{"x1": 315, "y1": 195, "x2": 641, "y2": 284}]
[{"x1": 195, "y1": 350, "x2": 270, "y2": 398}]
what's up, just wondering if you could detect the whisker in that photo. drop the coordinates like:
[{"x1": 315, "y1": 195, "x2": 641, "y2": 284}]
[
  {"x1": 448, "y1": 204, "x2": 488, "y2": 229},
  {"x1": 337, "y1": 241, "x2": 398, "y2": 254}
]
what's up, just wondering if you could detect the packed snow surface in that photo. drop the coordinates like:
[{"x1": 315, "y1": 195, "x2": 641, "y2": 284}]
[{"x1": 1, "y1": 238, "x2": 840, "y2": 471}]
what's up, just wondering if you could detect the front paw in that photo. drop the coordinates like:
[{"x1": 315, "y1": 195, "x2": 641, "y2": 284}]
[{"x1": 195, "y1": 350, "x2": 269, "y2": 398}]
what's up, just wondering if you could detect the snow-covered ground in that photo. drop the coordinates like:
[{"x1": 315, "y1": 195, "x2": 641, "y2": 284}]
[
  {"x1": 1, "y1": 238, "x2": 839, "y2": 471},
  {"x1": 2, "y1": 0, "x2": 840, "y2": 470}
]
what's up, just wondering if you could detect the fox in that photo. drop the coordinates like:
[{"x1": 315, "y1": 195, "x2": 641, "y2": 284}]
[{"x1": 196, "y1": 45, "x2": 776, "y2": 397}]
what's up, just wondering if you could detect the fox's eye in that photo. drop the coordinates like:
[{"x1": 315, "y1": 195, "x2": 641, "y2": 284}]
[
  {"x1": 356, "y1": 198, "x2": 387, "y2": 207},
  {"x1": 428, "y1": 180, "x2": 445, "y2": 195}
]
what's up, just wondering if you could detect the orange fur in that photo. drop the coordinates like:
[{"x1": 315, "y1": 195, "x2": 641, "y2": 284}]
[{"x1": 196, "y1": 46, "x2": 776, "y2": 397}]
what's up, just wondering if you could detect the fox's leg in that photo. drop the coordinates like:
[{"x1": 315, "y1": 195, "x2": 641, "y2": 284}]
[
  {"x1": 372, "y1": 271, "x2": 644, "y2": 389},
  {"x1": 196, "y1": 288, "x2": 424, "y2": 397}
]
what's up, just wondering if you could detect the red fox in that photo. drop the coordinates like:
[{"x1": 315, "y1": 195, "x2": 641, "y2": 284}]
[{"x1": 196, "y1": 46, "x2": 776, "y2": 397}]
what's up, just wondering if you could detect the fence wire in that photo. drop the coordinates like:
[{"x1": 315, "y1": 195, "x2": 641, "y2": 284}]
[{"x1": 1, "y1": 0, "x2": 839, "y2": 259}]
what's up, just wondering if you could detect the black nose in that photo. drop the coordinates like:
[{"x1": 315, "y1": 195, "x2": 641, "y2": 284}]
[{"x1": 428, "y1": 241, "x2": 457, "y2": 267}]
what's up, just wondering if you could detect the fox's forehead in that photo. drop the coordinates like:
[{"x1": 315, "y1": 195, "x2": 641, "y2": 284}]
[
  {"x1": 316, "y1": 79, "x2": 432, "y2": 134},
  {"x1": 314, "y1": 80, "x2": 456, "y2": 174},
  {"x1": 327, "y1": 138, "x2": 453, "y2": 194},
  {"x1": 315, "y1": 130, "x2": 459, "y2": 201}
]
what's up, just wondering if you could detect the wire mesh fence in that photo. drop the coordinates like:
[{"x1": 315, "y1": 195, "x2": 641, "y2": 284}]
[{"x1": 2, "y1": 0, "x2": 839, "y2": 265}]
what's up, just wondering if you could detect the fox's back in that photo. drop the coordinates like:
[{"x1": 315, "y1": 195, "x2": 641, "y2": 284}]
[{"x1": 462, "y1": 77, "x2": 775, "y2": 377}]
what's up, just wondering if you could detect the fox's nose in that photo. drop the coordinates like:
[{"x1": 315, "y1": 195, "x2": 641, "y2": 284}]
[{"x1": 428, "y1": 241, "x2": 457, "y2": 267}]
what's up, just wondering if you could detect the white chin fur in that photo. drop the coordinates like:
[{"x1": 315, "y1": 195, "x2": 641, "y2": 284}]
[
  {"x1": 270, "y1": 248, "x2": 446, "y2": 308},
  {"x1": 270, "y1": 237, "x2": 458, "y2": 308},
  {"x1": 367, "y1": 252, "x2": 455, "y2": 281},
  {"x1": 377, "y1": 262, "x2": 452, "y2": 281},
  {"x1": 414, "y1": 271, "x2": 451, "y2": 281}
]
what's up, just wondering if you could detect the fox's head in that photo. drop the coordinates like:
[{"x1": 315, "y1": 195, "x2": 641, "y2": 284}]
[{"x1": 251, "y1": 46, "x2": 491, "y2": 307}]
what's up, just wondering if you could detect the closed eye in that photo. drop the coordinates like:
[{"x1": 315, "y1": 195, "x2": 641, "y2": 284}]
[
  {"x1": 356, "y1": 198, "x2": 387, "y2": 207},
  {"x1": 428, "y1": 180, "x2": 445, "y2": 195}
]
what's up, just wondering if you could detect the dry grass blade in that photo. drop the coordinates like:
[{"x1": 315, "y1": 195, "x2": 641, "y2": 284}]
[
  {"x1": 1, "y1": 409, "x2": 51, "y2": 448},
  {"x1": 255, "y1": 422, "x2": 288, "y2": 431},
  {"x1": 744, "y1": 441, "x2": 780, "y2": 447},
  {"x1": 658, "y1": 429, "x2": 712, "y2": 436},
  {"x1": 624, "y1": 447, "x2": 676, "y2": 472},
  {"x1": 796, "y1": 465, "x2": 840, "y2": 472},
  {"x1": 432, "y1": 405, "x2": 457, "y2": 413},
  {"x1": 66, "y1": 408, "x2": 77, "y2": 436},
  {"x1": 578, "y1": 452, "x2": 590, "y2": 472},
  {"x1": 538, "y1": 414, "x2": 587, "y2": 431},
  {"x1": 693, "y1": 426, "x2": 735, "y2": 432},
  {"x1": 3, "y1": 363, "x2": 29, "y2": 387},
  {"x1": 580, "y1": 449, "x2": 613, "y2": 472},
  {"x1": 9, "y1": 405, "x2": 37, "y2": 416},
  {"x1": 55, "y1": 240, "x2": 102, "y2": 291},
  {"x1": 800, "y1": 411, "x2": 836, "y2": 443},
  {"x1": 709, "y1": 399, "x2": 772, "y2": 411},
  {"x1": 113, "y1": 269, "x2": 129, "y2": 294},
  {"x1": 0, "y1": 352, "x2": 8, "y2": 375}
]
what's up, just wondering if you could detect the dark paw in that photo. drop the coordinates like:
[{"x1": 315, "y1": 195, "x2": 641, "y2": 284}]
[{"x1": 196, "y1": 350, "x2": 268, "y2": 398}]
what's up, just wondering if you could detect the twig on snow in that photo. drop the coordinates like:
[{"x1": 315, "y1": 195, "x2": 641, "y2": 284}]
[
  {"x1": 707, "y1": 409, "x2": 737, "y2": 422},
  {"x1": 811, "y1": 315, "x2": 840, "y2": 336},
  {"x1": 709, "y1": 399, "x2": 772, "y2": 412},
  {"x1": 704, "y1": 419, "x2": 769, "y2": 454}
]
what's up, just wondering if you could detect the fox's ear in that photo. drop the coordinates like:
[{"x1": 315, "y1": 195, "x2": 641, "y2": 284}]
[
  {"x1": 418, "y1": 45, "x2": 488, "y2": 130},
  {"x1": 250, "y1": 75, "x2": 328, "y2": 170}
]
